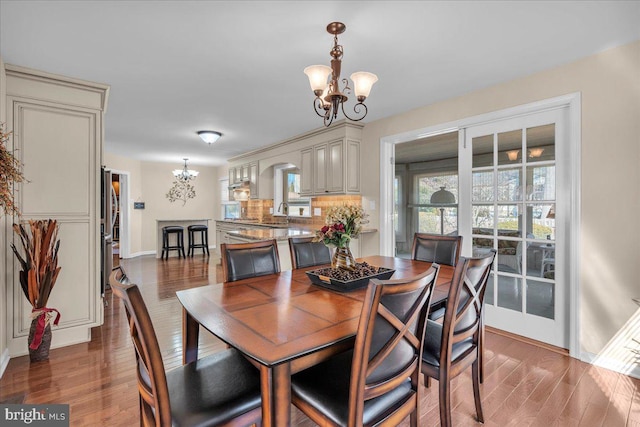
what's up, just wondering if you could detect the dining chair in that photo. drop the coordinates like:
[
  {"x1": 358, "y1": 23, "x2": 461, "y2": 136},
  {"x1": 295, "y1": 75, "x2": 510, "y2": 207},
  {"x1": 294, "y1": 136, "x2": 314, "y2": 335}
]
[
  {"x1": 109, "y1": 266, "x2": 262, "y2": 427},
  {"x1": 411, "y1": 233, "x2": 462, "y2": 266},
  {"x1": 220, "y1": 239, "x2": 280, "y2": 282},
  {"x1": 412, "y1": 233, "x2": 462, "y2": 321},
  {"x1": 291, "y1": 265, "x2": 440, "y2": 427},
  {"x1": 288, "y1": 236, "x2": 331, "y2": 269},
  {"x1": 420, "y1": 250, "x2": 496, "y2": 427}
]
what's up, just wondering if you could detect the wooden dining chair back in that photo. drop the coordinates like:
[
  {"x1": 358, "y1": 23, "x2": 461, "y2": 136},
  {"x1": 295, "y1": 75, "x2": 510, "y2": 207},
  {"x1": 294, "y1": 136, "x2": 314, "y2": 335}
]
[
  {"x1": 109, "y1": 267, "x2": 262, "y2": 427},
  {"x1": 412, "y1": 233, "x2": 462, "y2": 320},
  {"x1": 221, "y1": 239, "x2": 280, "y2": 282},
  {"x1": 288, "y1": 236, "x2": 331, "y2": 269},
  {"x1": 411, "y1": 233, "x2": 462, "y2": 267},
  {"x1": 421, "y1": 250, "x2": 496, "y2": 427},
  {"x1": 291, "y1": 265, "x2": 440, "y2": 427}
]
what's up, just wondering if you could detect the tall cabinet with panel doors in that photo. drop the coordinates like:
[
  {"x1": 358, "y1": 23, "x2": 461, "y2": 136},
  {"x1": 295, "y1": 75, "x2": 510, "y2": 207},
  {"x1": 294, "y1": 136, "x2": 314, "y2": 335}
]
[
  {"x1": 301, "y1": 138, "x2": 360, "y2": 196},
  {"x1": 4, "y1": 64, "x2": 109, "y2": 356}
]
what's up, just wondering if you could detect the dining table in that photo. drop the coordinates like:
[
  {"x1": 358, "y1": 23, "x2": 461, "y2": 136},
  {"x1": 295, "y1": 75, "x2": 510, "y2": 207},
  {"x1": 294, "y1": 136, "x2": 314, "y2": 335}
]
[{"x1": 177, "y1": 255, "x2": 454, "y2": 427}]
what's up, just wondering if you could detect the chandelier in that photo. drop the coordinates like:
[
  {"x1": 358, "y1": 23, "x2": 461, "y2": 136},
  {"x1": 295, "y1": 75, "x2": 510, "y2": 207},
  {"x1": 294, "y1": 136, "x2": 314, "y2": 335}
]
[
  {"x1": 304, "y1": 22, "x2": 378, "y2": 127},
  {"x1": 173, "y1": 158, "x2": 199, "y2": 182}
]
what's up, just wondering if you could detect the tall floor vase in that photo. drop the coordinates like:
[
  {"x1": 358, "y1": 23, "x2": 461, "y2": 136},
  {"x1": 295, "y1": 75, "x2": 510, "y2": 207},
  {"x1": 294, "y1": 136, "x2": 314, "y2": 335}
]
[{"x1": 28, "y1": 318, "x2": 52, "y2": 363}]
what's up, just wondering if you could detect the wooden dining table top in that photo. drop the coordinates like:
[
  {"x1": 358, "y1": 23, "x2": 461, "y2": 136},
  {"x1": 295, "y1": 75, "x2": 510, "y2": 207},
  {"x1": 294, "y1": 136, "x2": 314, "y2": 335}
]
[
  {"x1": 177, "y1": 256, "x2": 452, "y2": 365},
  {"x1": 176, "y1": 255, "x2": 454, "y2": 427}
]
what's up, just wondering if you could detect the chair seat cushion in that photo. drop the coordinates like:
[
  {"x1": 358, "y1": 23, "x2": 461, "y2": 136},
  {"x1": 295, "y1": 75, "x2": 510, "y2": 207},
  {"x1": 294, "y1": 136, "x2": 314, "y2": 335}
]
[
  {"x1": 422, "y1": 320, "x2": 474, "y2": 367},
  {"x1": 291, "y1": 350, "x2": 414, "y2": 426},
  {"x1": 166, "y1": 349, "x2": 261, "y2": 427}
]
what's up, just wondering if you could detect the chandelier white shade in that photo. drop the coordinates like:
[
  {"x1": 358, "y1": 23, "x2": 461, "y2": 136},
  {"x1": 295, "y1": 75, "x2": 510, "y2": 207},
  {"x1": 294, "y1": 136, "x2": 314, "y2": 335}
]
[
  {"x1": 304, "y1": 22, "x2": 377, "y2": 126},
  {"x1": 350, "y1": 72, "x2": 378, "y2": 100},
  {"x1": 197, "y1": 130, "x2": 222, "y2": 144},
  {"x1": 173, "y1": 158, "x2": 199, "y2": 181},
  {"x1": 304, "y1": 65, "x2": 332, "y2": 93}
]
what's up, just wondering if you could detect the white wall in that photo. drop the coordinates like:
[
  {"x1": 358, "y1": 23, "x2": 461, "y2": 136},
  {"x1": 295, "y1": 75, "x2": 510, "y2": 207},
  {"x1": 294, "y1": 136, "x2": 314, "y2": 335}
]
[
  {"x1": 359, "y1": 41, "x2": 640, "y2": 363},
  {"x1": 104, "y1": 153, "x2": 219, "y2": 255}
]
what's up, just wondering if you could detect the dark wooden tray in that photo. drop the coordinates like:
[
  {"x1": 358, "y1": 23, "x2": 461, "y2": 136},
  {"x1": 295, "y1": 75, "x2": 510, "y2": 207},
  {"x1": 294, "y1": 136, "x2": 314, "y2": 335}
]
[{"x1": 305, "y1": 267, "x2": 395, "y2": 292}]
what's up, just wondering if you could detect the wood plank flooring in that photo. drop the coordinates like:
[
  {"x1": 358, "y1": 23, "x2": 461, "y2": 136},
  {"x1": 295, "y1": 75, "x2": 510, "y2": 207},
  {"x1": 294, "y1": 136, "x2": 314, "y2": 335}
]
[{"x1": 1, "y1": 255, "x2": 638, "y2": 426}]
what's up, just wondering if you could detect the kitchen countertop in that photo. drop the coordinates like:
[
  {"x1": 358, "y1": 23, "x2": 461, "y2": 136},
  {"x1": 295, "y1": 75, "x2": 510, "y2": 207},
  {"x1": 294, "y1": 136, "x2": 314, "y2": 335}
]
[
  {"x1": 216, "y1": 219, "x2": 377, "y2": 234},
  {"x1": 226, "y1": 228, "x2": 315, "y2": 241}
]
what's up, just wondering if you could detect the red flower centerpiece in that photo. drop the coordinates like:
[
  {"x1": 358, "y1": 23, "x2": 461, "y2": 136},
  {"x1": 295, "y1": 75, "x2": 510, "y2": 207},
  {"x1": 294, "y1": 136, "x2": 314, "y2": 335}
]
[{"x1": 315, "y1": 204, "x2": 368, "y2": 270}]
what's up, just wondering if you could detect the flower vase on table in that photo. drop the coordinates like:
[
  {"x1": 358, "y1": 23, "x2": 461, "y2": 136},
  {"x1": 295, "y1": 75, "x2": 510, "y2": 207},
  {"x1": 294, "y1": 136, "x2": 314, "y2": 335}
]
[
  {"x1": 332, "y1": 244, "x2": 357, "y2": 271},
  {"x1": 315, "y1": 203, "x2": 368, "y2": 272}
]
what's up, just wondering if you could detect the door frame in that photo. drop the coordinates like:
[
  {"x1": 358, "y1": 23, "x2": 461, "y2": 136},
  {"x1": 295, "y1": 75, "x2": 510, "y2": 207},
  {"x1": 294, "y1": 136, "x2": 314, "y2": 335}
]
[
  {"x1": 108, "y1": 169, "x2": 130, "y2": 259},
  {"x1": 379, "y1": 92, "x2": 581, "y2": 357}
]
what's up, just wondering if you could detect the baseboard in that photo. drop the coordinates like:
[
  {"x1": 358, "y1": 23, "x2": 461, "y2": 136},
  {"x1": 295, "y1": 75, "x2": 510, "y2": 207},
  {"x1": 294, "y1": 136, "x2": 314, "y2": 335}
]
[
  {"x1": 8, "y1": 325, "x2": 92, "y2": 357},
  {"x1": 0, "y1": 348, "x2": 10, "y2": 379},
  {"x1": 581, "y1": 351, "x2": 640, "y2": 380},
  {"x1": 486, "y1": 326, "x2": 569, "y2": 356},
  {"x1": 126, "y1": 250, "x2": 156, "y2": 258}
]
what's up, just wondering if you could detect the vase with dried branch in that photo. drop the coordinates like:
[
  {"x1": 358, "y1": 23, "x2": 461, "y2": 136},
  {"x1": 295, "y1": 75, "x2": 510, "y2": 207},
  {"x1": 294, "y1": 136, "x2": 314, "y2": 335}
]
[
  {"x1": 0, "y1": 122, "x2": 25, "y2": 216},
  {"x1": 11, "y1": 219, "x2": 62, "y2": 362}
]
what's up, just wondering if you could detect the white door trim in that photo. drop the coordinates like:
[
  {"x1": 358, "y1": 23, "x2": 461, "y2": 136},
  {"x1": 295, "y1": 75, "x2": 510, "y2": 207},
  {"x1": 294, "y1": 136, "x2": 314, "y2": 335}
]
[
  {"x1": 108, "y1": 169, "x2": 130, "y2": 259},
  {"x1": 379, "y1": 92, "x2": 581, "y2": 357}
]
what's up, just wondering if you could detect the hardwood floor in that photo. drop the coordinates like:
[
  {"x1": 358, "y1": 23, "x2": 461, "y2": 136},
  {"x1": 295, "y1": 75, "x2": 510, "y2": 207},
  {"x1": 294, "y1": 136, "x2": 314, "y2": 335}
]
[{"x1": 1, "y1": 255, "x2": 639, "y2": 426}]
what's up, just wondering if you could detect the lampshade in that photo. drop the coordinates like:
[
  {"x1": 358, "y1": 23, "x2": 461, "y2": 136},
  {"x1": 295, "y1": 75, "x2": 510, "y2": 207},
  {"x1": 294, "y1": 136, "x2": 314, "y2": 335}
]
[
  {"x1": 197, "y1": 131, "x2": 222, "y2": 144},
  {"x1": 304, "y1": 65, "x2": 332, "y2": 94},
  {"x1": 350, "y1": 71, "x2": 378, "y2": 100},
  {"x1": 546, "y1": 205, "x2": 555, "y2": 219},
  {"x1": 430, "y1": 186, "x2": 456, "y2": 205}
]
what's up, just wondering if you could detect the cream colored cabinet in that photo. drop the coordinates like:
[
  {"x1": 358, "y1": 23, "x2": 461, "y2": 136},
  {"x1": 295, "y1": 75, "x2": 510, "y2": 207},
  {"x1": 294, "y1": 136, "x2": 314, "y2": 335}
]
[
  {"x1": 300, "y1": 148, "x2": 313, "y2": 195},
  {"x1": 4, "y1": 64, "x2": 109, "y2": 356},
  {"x1": 249, "y1": 162, "x2": 259, "y2": 199},
  {"x1": 300, "y1": 138, "x2": 360, "y2": 196},
  {"x1": 241, "y1": 164, "x2": 250, "y2": 182},
  {"x1": 228, "y1": 167, "x2": 235, "y2": 184},
  {"x1": 314, "y1": 143, "x2": 328, "y2": 194}
]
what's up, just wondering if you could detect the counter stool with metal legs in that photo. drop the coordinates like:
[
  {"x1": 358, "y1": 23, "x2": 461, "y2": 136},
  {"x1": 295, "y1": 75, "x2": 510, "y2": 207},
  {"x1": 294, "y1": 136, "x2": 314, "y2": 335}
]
[
  {"x1": 161, "y1": 226, "x2": 185, "y2": 259},
  {"x1": 187, "y1": 224, "x2": 209, "y2": 256}
]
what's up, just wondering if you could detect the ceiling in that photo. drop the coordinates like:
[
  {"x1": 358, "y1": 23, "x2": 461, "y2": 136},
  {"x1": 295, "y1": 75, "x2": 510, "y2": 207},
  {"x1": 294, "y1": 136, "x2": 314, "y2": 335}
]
[{"x1": 1, "y1": 1, "x2": 639, "y2": 168}]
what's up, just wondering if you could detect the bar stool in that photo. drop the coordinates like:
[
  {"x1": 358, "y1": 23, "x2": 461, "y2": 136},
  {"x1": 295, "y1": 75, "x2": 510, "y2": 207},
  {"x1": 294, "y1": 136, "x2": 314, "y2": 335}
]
[
  {"x1": 161, "y1": 226, "x2": 185, "y2": 259},
  {"x1": 187, "y1": 225, "x2": 209, "y2": 256}
]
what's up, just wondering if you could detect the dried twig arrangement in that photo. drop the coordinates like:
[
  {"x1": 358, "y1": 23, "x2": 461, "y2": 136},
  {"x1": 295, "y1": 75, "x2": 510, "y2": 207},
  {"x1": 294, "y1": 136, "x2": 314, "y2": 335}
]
[
  {"x1": 11, "y1": 219, "x2": 61, "y2": 309},
  {"x1": 0, "y1": 122, "x2": 25, "y2": 216}
]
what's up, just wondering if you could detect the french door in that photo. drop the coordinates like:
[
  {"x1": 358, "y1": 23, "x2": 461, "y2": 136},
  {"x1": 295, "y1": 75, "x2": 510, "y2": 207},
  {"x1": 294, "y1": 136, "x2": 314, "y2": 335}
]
[{"x1": 461, "y1": 107, "x2": 569, "y2": 348}]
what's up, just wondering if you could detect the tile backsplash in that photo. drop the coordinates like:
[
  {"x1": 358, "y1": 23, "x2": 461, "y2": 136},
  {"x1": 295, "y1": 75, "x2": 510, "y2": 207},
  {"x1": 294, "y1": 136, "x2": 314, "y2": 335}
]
[{"x1": 240, "y1": 195, "x2": 363, "y2": 229}]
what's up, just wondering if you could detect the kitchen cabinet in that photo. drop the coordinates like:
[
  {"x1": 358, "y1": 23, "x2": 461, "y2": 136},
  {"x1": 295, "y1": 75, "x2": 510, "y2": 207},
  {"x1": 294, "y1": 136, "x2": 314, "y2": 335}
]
[
  {"x1": 249, "y1": 162, "x2": 259, "y2": 199},
  {"x1": 241, "y1": 164, "x2": 250, "y2": 182},
  {"x1": 300, "y1": 138, "x2": 360, "y2": 196},
  {"x1": 300, "y1": 148, "x2": 313, "y2": 194},
  {"x1": 229, "y1": 162, "x2": 259, "y2": 199}
]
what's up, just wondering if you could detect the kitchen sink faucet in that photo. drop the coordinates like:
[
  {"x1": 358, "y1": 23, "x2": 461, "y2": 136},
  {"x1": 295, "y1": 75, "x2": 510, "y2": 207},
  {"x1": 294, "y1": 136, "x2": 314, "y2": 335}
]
[{"x1": 277, "y1": 202, "x2": 289, "y2": 223}]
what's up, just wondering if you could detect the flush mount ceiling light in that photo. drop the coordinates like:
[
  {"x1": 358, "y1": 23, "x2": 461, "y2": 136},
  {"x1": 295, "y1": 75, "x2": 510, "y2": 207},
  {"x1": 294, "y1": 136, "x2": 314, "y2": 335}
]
[
  {"x1": 173, "y1": 158, "x2": 199, "y2": 182},
  {"x1": 528, "y1": 147, "x2": 545, "y2": 158},
  {"x1": 304, "y1": 22, "x2": 378, "y2": 127},
  {"x1": 197, "y1": 130, "x2": 222, "y2": 145},
  {"x1": 506, "y1": 149, "x2": 520, "y2": 161}
]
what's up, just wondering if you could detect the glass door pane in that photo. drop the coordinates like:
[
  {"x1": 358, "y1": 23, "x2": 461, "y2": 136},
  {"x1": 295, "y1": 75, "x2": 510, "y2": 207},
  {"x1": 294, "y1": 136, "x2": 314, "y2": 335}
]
[{"x1": 466, "y1": 111, "x2": 564, "y2": 348}]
